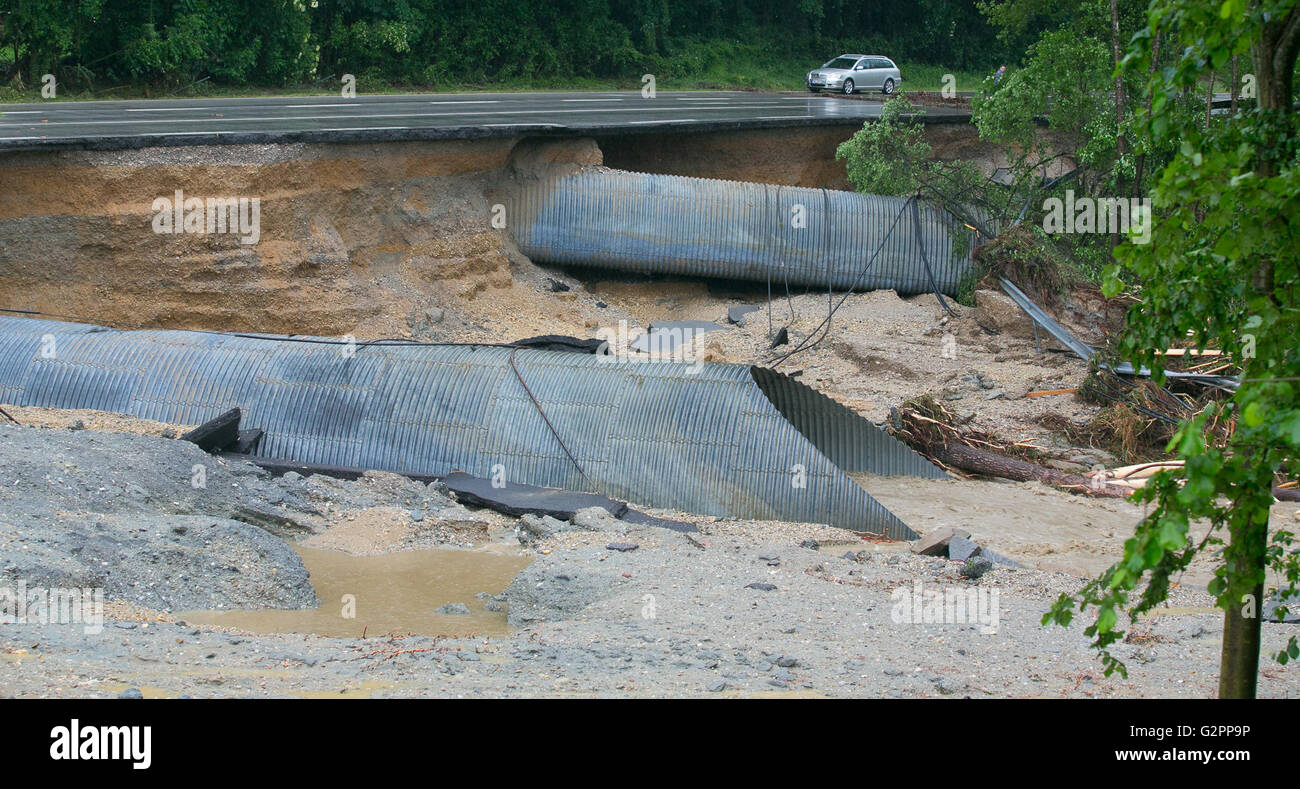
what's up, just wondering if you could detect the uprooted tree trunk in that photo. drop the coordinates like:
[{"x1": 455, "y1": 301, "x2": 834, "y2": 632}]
[
  {"x1": 889, "y1": 396, "x2": 1133, "y2": 497},
  {"x1": 920, "y1": 439, "x2": 1132, "y2": 497}
]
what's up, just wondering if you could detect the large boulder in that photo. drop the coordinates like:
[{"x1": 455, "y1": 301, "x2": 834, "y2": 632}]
[{"x1": 975, "y1": 289, "x2": 1036, "y2": 340}]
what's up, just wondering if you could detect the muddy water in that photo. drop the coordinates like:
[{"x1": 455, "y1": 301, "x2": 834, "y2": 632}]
[{"x1": 181, "y1": 546, "x2": 530, "y2": 638}]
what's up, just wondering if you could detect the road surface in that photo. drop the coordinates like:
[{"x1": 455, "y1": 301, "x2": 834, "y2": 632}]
[{"x1": 0, "y1": 90, "x2": 971, "y2": 151}]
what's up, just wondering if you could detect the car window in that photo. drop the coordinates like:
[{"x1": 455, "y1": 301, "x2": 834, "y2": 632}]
[
  {"x1": 825, "y1": 57, "x2": 857, "y2": 69},
  {"x1": 855, "y1": 60, "x2": 869, "y2": 70},
  {"x1": 880, "y1": 59, "x2": 896, "y2": 69}
]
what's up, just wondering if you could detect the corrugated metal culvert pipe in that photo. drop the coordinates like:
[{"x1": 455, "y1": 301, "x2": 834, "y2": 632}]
[
  {"x1": 509, "y1": 169, "x2": 978, "y2": 296},
  {"x1": 0, "y1": 316, "x2": 943, "y2": 539}
]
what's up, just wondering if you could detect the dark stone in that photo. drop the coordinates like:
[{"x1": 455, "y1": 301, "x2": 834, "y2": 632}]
[
  {"x1": 769, "y1": 327, "x2": 789, "y2": 348},
  {"x1": 509, "y1": 335, "x2": 605, "y2": 354},
  {"x1": 745, "y1": 582, "x2": 778, "y2": 592},
  {"x1": 959, "y1": 557, "x2": 995, "y2": 579},
  {"x1": 442, "y1": 472, "x2": 628, "y2": 520},
  {"x1": 727, "y1": 305, "x2": 760, "y2": 325},
  {"x1": 980, "y1": 549, "x2": 1019, "y2": 568},
  {"x1": 619, "y1": 509, "x2": 697, "y2": 533},
  {"x1": 180, "y1": 408, "x2": 241, "y2": 453},
  {"x1": 436, "y1": 602, "x2": 472, "y2": 616},
  {"x1": 232, "y1": 428, "x2": 263, "y2": 455},
  {"x1": 547, "y1": 278, "x2": 571, "y2": 292},
  {"x1": 117, "y1": 688, "x2": 144, "y2": 699},
  {"x1": 606, "y1": 542, "x2": 639, "y2": 552},
  {"x1": 947, "y1": 536, "x2": 982, "y2": 561}
]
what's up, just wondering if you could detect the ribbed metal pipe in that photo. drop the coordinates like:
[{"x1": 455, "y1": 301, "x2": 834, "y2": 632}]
[
  {"x1": 0, "y1": 316, "x2": 943, "y2": 538},
  {"x1": 509, "y1": 169, "x2": 978, "y2": 296}
]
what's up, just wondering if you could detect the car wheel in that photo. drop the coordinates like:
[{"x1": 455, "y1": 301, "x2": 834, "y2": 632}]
[
  {"x1": 882, "y1": 78, "x2": 895, "y2": 95},
  {"x1": 842, "y1": 79, "x2": 854, "y2": 95}
]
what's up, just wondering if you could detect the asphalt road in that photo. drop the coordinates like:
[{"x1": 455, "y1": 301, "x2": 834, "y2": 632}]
[{"x1": 0, "y1": 90, "x2": 971, "y2": 151}]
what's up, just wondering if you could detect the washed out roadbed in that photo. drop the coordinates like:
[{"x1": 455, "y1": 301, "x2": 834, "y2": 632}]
[{"x1": 2, "y1": 419, "x2": 1298, "y2": 698}]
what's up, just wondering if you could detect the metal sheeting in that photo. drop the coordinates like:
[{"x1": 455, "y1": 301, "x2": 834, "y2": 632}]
[
  {"x1": 0, "y1": 316, "x2": 943, "y2": 539},
  {"x1": 509, "y1": 169, "x2": 978, "y2": 296}
]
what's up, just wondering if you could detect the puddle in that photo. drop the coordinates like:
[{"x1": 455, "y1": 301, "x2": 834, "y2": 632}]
[{"x1": 180, "y1": 546, "x2": 529, "y2": 638}]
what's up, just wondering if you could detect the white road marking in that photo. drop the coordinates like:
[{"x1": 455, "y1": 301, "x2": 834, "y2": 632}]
[{"x1": 19, "y1": 103, "x2": 805, "y2": 127}]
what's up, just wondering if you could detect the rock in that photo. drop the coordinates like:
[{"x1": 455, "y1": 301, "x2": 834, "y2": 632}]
[
  {"x1": 483, "y1": 599, "x2": 504, "y2": 613},
  {"x1": 707, "y1": 680, "x2": 728, "y2": 692},
  {"x1": 974, "y1": 289, "x2": 1035, "y2": 339},
  {"x1": 629, "y1": 321, "x2": 725, "y2": 354},
  {"x1": 436, "y1": 602, "x2": 472, "y2": 616},
  {"x1": 959, "y1": 557, "x2": 994, "y2": 579},
  {"x1": 727, "y1": 305, "x2": 760, "y2": 326},
  {"x1": 775, "y1": 656, "x2": 798, "y2": 668},
  {"x1": 745, "y1": 582, "x2": 778, "y2": 592},
  {"x1": 547, "y1": 278, "x2": 571, "y2": 293},
  {"x1": 947, "y1": 536, "x2": 982, "y2": 561},
  {"x1": 514, "y1": 513, "x2": 571, "y2": 546},
  {"x1": 769, "y1": 327, "x2": 789, "y2": 348},
  {"x1": 618, "y1": 509, "x2": 698, "y2": 533},
  {"x1": 572, "y1": 506, "x2": 619, "y2": 531},
  {"x1": 911, "y1": 526, "x2": 971, "y2": 556},
  {"x1": 424, "y1": 307, "x2": 445, "y2": 325},
  {"x1": 503, "y1": 562, "x2": 626, "y2": 626},
  {"x1": 606, "y1": 542, "x2": 638, "y2": 552},
  {"x1": 117, "y1": 688, "x2": 143, "y2": 699},
  {"x1": 980, "y1": 549, "x2": 1019, "y2": 568},
  {"x1": 800, "y1": 539, "x2": 819, "y2": 550}
]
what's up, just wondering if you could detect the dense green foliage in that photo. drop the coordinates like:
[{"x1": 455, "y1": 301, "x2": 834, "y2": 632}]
[
  {"x1": 0, "y1": 0, "x2": 1009, "y2": 94},
  {"x1": 1043, "y1": 0, "x2": 1300, "y2": 695}
]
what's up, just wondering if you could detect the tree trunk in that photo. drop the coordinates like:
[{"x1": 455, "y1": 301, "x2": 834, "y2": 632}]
[
  {"x1": 1206, "y1": 72, "x2": 1215, "y2": 127},
  {"x1": 1231, "y1": 54, "x2": 1239, "y2": 114},
  {"x1": 1217, "y1": 3, "x2": 1299, "y2": 700},
  {"x1": 1219, "y1": 579, "x2": 1264, "y2": 698},
  {"x1": 1133, "y1": 31, "x2": 1160, "y2": 198},
  {"x1": 917, "y1": 441, "x2": 1133, "y2": 498},
  {"x1": 1109, "y1": 0, "x2": 1127, "y2": 248}
]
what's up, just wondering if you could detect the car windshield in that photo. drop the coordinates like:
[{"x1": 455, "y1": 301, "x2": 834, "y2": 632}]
[{"x1": 823, "y1": 57, "x2": 858, "y2": 69}]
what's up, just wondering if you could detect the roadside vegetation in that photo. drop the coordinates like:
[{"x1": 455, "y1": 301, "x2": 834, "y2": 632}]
[
  {"x1": 836, "y1": 0, "x2": 1300, "y2": 698},
  {"x1": 0, "y1": 1, "x2": 1000, "y2": 101}
]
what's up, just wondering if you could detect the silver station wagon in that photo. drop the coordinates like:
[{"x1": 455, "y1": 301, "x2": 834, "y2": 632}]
[{"x1": 806, "y1": 55, "x2": 902, "y2": 95}]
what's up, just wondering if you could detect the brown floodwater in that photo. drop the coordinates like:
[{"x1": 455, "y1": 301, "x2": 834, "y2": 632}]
[{"x1": 180, "y1": 545, "x2": 530, "y2": 638}]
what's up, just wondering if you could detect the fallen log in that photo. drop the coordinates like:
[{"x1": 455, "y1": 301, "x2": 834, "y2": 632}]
[{"x1": 922, "y1": 440, "x2": 1134, "y2": 498}]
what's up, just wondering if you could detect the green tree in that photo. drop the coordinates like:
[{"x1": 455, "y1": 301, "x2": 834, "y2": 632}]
[{"x1": 1044, "y1": 0, "x2": 1300, "y2": 698}]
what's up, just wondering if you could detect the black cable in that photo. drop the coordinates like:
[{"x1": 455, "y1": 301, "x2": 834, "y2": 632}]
[
  {"x1": 506, "y1": 346, "x2": 595, "y2": 489},
  {"x1": 911, "y1": 197, "x2": 957, "y2": 317},
  {"x1": 770, "y1": 195, "x2": 916, "y2": 367}
]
